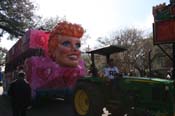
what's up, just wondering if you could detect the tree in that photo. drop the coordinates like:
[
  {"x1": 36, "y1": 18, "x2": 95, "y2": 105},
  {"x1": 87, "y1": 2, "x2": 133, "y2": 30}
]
[
  {"x1": 97, "y1": 28, "x2": 153, "y2": 76},
  {"x1": 0, "y1": 0, "x2": 37, "y2": 38},
  {"x1": 150, "y1": 43, "x2": 173, "y2": 78},
  {"x1": 0, "y1": 0, "x2": 38, "y2": 67},
  {"x1": 0, "y1": 47, "x2": 7, "y2": 67},
  {"x1": 128, "y1": 38, "x2": 153, "y2": 76},
  {"x1": 34, "y1": 16, "x2": 65, "y2": 31}
]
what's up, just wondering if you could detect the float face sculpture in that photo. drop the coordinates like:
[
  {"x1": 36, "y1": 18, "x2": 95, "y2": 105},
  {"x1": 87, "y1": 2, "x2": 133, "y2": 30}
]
[
  {"x1": 53, "y1": 35, "x2": 81, "y2": 67},
  {"x1": 48, "y1": 21, "x2": 84, "y2": 67}
]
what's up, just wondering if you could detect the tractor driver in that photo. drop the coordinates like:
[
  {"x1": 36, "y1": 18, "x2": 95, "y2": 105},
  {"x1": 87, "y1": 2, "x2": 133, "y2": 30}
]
[
  {"x1": 103, "y1": 58, "x2": 119, "y2": 80},
  {"x1": 103, "y1": 58, "x2": 121, "y2": 92}
]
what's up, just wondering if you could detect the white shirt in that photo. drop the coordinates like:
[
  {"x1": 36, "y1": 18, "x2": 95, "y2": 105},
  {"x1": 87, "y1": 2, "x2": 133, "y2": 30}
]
[{"x1": 104, "y1": 66, "x2": 119, "y2": 79}]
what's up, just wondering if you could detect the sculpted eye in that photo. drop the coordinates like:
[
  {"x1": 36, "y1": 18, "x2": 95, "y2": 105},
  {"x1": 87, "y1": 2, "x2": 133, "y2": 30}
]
[
  {"x1": 75, "y1": 43, "x2": 81, "y2": 49},
  {"x1": 62, "y1": 41, "x2": 71, "y2": 47}
]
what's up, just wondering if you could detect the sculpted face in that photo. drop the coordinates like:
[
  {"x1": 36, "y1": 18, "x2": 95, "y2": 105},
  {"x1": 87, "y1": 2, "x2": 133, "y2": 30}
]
[
  {"x1": 53, "y1": 35, "x2": 81, "y2": 67},
  {"x1": 48, "y1": 21, "x2": 84, "y2": 67}
]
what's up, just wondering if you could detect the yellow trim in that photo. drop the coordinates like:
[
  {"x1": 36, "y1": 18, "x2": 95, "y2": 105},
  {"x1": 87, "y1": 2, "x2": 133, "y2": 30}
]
[{"x1": 129, "y1": 79, "x2": 154, "y2": 83}]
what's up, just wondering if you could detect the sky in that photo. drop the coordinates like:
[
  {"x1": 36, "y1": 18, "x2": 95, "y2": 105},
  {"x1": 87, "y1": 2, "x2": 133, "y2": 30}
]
[{"x1": 0, "y1": 0, "x2": 170, "y2": 50}]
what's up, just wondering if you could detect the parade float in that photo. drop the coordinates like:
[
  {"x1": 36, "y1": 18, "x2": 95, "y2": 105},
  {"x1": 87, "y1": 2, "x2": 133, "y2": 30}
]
[{"x1": 4, "y1": 21, "x2": 86, "y2": 100}]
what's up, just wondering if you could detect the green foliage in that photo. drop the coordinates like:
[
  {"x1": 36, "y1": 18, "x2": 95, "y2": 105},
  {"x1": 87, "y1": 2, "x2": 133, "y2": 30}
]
[
  {"x1": 34, "y1": 16, "x2": 66, "y2": 31},
  {"x1": 0, "y1": 0, "x2": 38, "y2": 38},
  {"x1": 0, "y1": 0, "x2": 39, "y2": 66},
  {"x1": 0, "y1": 47, "x2": 7, "y2": 66}
]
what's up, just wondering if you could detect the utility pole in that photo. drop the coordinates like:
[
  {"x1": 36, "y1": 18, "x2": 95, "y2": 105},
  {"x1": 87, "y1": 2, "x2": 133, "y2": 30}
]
[
  {"x1": 170, "y1": 0, "x2": 175, "y2": 79},
  {"x1": 172, "y1": 44, "x2": 175, "y2": 79}
]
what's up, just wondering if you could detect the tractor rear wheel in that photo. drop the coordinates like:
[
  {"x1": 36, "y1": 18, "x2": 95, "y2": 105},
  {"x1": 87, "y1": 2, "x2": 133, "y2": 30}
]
[{"x1": 73, "y1": 82, "x2": 105, "y2": 116}]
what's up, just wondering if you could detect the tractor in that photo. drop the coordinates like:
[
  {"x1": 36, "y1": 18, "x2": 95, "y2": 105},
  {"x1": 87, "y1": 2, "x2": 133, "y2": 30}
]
[{"x1": 73, "y1": 45, "x2": 175, "y2": 116}]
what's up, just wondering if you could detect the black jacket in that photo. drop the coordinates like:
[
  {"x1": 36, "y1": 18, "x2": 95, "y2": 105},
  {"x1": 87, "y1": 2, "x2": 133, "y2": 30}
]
[{"x1": 8, "y1": 78, "x2": 31, "y2": 108}]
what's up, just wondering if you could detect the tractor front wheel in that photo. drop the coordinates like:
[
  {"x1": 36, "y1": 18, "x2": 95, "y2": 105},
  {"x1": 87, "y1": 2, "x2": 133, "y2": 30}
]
[{"x1": 73, "y1": 82, "x2": 105, "y2": 116}]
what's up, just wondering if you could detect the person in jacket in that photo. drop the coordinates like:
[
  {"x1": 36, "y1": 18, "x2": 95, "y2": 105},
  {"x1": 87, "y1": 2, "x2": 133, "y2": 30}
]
[{"x1": 8, "y1": 71, "x2": 31, "y2": 116}]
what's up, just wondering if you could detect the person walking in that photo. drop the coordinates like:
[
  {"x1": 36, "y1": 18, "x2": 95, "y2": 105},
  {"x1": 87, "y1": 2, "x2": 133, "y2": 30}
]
[{"x1": 8, "y1": 71, "x2": 31, "y2": 116}]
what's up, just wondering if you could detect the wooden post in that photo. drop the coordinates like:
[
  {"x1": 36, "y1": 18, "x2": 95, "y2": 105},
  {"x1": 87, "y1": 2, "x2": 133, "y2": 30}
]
[{"x1": 148, "y1": 50, "x2": 152, "y2": 77}]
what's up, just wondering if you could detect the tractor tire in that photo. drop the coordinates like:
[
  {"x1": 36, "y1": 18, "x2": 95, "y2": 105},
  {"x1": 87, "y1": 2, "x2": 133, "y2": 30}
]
[{"x1": 73, "y1": 82, "x2": 105, "y2": 116}]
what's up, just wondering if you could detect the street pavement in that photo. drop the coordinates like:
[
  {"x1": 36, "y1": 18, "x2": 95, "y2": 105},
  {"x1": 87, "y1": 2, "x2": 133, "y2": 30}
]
[{"x1": 0, "y1": 87, "x2": 12, "y2": 116}]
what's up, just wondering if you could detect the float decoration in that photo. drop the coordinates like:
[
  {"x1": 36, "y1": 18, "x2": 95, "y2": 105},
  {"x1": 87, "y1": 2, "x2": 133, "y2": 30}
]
[{"x1": 153, "y1": 1, "x2": 175, "y2": 44}]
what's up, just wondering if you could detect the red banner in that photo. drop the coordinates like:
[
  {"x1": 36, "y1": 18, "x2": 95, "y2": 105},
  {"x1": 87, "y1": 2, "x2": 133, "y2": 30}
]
[{"x1": 153, "y1": 19, "x2": 175, "y2": 44}]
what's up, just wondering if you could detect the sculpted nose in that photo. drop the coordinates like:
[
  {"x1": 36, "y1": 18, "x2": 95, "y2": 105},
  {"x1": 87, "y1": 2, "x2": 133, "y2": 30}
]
[
  {"x1": 72, "y1": 45, "x2": 78, "y2": 51},
  {"x1": 71, "y1": 44, "x2": 80, "y2": 51}
]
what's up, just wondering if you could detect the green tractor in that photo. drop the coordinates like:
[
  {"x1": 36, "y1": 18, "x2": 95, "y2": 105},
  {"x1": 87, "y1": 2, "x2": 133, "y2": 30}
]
[{"x1": 73, "y1": 45, "x2": 175, "y2": 116}]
